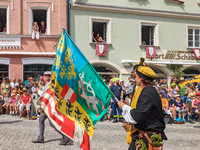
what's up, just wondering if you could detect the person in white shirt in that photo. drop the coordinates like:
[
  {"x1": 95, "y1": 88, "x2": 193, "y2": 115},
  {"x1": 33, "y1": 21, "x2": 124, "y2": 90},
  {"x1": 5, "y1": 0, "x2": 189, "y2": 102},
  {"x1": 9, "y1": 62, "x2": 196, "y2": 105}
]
[
  {"x1": 10, "y1": 78, "x2": 19, "y2": 95},
  {"x1": 125, "y1": 77, "x2": 131, "y2": 91}
]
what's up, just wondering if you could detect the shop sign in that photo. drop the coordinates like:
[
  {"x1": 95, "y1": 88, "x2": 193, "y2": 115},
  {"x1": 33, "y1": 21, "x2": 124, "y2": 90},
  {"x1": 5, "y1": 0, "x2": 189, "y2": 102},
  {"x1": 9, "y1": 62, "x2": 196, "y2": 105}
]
[
  {"x1": 144, "y1": 50, "x2": 196, "y2": 61},
  {"x1": 0, "y1": 37, "x2": 21, "y2": 49}
]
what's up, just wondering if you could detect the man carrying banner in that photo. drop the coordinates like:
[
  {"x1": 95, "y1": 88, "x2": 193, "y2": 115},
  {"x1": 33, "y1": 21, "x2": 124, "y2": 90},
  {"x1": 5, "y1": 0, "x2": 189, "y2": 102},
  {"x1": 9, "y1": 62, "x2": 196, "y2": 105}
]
[
  {"x1": 118, "y1": 66, "x2": 167, "y2": 149},
  {"x1": 31, "y1": 71, "x2": 71, "y2": 145}
]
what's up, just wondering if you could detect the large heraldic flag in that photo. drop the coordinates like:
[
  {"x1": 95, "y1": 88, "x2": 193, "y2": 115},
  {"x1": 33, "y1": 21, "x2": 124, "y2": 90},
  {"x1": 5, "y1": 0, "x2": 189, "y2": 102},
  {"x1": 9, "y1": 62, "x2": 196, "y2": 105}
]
[{"x1": 38, "y1": 29, "x2": 113, "y2": 150}]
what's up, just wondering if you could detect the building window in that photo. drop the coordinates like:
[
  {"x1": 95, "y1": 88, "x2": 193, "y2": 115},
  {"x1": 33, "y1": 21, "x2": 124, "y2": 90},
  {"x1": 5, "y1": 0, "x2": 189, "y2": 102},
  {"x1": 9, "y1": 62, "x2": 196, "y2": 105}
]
[
  {"x1": 0, "y1": 65, "x2": 9, "y2": 81},
  {"x1": 33, "y1": 10, "x2": 47, "y2": 34},
  {"x1": 90, "y1": 17, "x2": 111, "y2": 44},
  {"x1": 188, "y1": 28, "x2": 200, "y2": 48},
  {"x1": 29, "y1": 6, "x2": 50, "y2": 35},
  {"x1": 140, "y1": 21, "x2": 159, "y2": 46},
  {"x1": 0, "y1": 8, "x2": 7, "y2": 33},
  {"x1": 23, "y1": 64, "x2": 52, "y2": 81}
]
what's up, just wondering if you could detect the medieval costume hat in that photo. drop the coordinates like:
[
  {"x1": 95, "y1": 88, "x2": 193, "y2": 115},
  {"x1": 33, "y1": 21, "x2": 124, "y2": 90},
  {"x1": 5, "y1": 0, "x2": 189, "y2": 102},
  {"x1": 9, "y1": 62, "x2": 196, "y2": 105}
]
[
  {"x1": 136, "y1": 66, "x2": 156, "y2": 81},
  {"x1": 133, "y1": 57, "x2": 147, "y2": 70}
]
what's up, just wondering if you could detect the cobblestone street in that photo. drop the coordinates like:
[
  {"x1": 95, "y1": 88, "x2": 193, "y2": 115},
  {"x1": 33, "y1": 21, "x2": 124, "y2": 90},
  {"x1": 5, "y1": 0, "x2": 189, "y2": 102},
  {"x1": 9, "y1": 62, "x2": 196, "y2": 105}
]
[{"x1": 0, "y1": 115, "x2": 200, "y2": 150}]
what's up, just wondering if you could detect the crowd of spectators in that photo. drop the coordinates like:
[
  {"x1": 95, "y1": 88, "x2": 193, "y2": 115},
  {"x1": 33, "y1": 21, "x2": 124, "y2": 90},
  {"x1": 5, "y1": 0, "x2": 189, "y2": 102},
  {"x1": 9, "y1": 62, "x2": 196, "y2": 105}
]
[
  {"x1": 102, "y1": 76, "x2": 200, "y2": 124},
  {"x1": 0, "y1": 75, "x2": 45, "y2": 119}
]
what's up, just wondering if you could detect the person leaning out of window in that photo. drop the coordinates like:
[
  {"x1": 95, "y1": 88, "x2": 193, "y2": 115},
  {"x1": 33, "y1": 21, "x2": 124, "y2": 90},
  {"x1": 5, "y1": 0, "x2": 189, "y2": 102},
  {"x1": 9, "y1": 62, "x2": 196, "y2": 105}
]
[{"x1": 32, "y1": 22, "x2": 39, "y2": 40}]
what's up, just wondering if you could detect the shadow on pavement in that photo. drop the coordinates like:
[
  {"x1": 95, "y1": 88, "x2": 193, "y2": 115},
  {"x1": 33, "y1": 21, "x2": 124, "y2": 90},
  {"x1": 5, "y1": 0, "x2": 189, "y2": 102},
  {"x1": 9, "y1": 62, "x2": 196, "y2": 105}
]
[
  {"x1": 0, "y1": 120, "x2": 22, "y2": 124},
  {"x1": 45, "y1": 138, "x2": 61, "y2": 143},
  {"x1": 194, "y1": 126, "x2": 200, "y2": 128}
]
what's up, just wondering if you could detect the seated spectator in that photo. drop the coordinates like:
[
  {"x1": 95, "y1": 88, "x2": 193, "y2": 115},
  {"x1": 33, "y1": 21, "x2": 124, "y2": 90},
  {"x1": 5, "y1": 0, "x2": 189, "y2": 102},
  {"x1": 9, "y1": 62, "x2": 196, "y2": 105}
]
[
  {"x1": 158, "y1": 82, "x2": 168, "y2": 100},
  {"x1": 38, "y1": 76, "x2": 44, "y2": 87},
  {"x1": 159, "y1": 91, "x2": 169, "y2": 111},
  {"x1": 32, "y1": 22, "x2": 39, "y2": 40},
  {"x1": 95, "y1": 33, "x2": 104, "y2": 43},
  {"x1": 172, "y1": 94, "x2": 186, "y2": 123},
  {"x1": 9, "y1": 94, "x2": 16, "y2": 115},
  {"x1": 92, "y1": 32, "x2": 97, "y2": 42},
  {"x1": 159, "y1": 91, "x2": 176, "y2": 123},
  {"x1": 40, "y1": 21, "x2": 47, "y2": 34},
  {"x1": 142, "y1": 40, "x2": 146, "y2": 45},
  {"x1": 14, "y1": 94, "x2": 21, "y2": 115},
  {"x1": 192, "y1": 92, "x2": 200, "y2": 117},
  {"x1": 19, "y1": 88, "x2": 31, "y2": 118},
  {"x1": 24, "y1": 77, "x2": 33, "y2": 94},
  {"x1": 31, "y1": 81, "x2": 37, "y2": 93},
  {"x1": 3, "y1": 96, "x2": 10, "y2": 114},
  {"x1": 24, "y1": 75, "x2": 30, "y2": 85},
  {"x1": 10, "y1": 78, "x2": 19, "y2": 95},
  {"x1": 178, "y1": 77, "x2": 187, "y2": 103},
  {"x1": 12, "y1": 86, "x2": 21, "y2": 97},
  {"x1": 3, "y1": 23, "x2": 6, "y2": 32},
  {"x1": 169, "y1": 83, "x2": 178, "y2": 102},
  {"x1": 0, "y1": 95, "x2": 3, "y2": 114},
  {"x1": 185, "y1": 83, "x2": 195, "y2": 105}
]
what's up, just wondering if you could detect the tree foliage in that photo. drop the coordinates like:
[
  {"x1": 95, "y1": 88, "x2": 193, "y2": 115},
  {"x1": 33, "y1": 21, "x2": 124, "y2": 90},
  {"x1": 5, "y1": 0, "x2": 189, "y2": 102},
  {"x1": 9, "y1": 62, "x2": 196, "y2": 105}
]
[{"x1": 166, "y1": 64, "x2": 184, "y2": 78}]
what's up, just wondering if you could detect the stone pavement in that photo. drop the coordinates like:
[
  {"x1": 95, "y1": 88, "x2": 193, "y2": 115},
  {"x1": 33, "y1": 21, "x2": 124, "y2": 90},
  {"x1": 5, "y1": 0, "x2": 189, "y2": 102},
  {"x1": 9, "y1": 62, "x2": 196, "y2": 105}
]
[{"x1": 0, "y1": 115, "x2": 200, "y2": 150}]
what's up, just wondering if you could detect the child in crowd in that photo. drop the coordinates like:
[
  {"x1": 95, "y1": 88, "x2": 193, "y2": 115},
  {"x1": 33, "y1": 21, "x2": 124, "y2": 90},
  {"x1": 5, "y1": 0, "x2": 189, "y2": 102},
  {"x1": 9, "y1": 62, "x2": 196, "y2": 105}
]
[
  {"x1": 9, "y1": 94, "x2": 16, "y2": 115},
  {"x1": 15, "y1": 94, "x2": 21, "y2": 115},
  {"x1": 103, "y1": 104, "x2": 112, "y2": 121},
  {"x1": 12, "y1": 86, "x2": 21, "y2": 97}
]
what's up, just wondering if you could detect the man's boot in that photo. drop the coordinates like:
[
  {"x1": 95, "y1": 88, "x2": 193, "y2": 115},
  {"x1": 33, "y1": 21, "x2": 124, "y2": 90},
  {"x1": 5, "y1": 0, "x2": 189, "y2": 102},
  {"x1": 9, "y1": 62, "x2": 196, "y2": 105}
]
[
  {"x1": 119, "y1": 117, "x2": 125, "y2": 123},
  {"x1": 112, "y1": 117, "x2": 118, "y2": 123},
  {"x1": 31, "y1": 138, "x2": 44, "y2": 143},
  {"x1": 59, "y1": 138, "x2": 73, "y2": 145}
]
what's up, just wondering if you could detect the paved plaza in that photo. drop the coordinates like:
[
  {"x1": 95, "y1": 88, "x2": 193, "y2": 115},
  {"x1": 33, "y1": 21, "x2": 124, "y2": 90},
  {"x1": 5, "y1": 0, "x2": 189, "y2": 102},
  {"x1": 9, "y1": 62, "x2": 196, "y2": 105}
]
[{"x1": 0, "y1": 115, "x2": 200, "y2": 150}]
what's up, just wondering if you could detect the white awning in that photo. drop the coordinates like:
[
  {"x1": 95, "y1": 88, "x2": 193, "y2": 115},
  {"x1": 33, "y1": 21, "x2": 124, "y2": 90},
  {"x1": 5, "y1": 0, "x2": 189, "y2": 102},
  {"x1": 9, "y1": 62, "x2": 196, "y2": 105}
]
[{"x1": 122, "y1": 60, "x2": 200, "y2": 65}]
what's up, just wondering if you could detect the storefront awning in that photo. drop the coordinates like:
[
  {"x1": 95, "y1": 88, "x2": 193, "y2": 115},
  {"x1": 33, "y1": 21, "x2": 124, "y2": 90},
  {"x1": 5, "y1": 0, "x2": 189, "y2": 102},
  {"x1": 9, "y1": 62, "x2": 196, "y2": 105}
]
[{"x1": 122, "y1": 60, "x2": 200, "y2": 66}]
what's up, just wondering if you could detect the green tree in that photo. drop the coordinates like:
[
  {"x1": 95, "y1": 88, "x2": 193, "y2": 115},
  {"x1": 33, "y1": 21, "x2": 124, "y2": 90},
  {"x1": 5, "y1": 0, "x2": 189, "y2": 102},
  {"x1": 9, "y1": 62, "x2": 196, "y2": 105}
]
[{"x1": 166, "y1": 64, "x2": 184, "y2": 79}]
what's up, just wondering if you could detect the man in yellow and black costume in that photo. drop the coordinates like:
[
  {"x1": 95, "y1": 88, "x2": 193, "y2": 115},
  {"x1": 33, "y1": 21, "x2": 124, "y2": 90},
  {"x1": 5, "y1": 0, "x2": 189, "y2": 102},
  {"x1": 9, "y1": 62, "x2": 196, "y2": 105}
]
[{"x1": 118, "y1": 64, "x2": 167, "y2": 150}]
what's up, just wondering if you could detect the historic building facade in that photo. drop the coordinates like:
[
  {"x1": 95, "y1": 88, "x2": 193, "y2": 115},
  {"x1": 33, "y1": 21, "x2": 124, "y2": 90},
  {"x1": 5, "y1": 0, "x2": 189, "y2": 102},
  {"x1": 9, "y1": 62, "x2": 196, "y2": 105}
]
[
  {"x1": 0, "y1": 0, "x2": 67, "y2": 81},
  {"x1": 70, "y1": 0, "x2": 200, "y2": 82}
]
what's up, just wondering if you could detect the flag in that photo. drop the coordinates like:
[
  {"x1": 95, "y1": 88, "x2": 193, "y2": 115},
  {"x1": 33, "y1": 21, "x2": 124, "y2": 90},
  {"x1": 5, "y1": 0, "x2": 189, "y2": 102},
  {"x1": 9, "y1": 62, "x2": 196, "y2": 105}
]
[
  {"x1": 96, "y1": 44, "x2": 107, "y2": 56},
  {"x1": 180, "y1": 74, "x2": 200, "y2": 88},
  {"x1": 38, "y1": 28, "x2": 113, "y2": 150},
  {"x1": 146, "y1": 46, "x2": 156, "y2": 58},
  {"x1": 193, "y1": 49, "x2": 200, "y2": 59}
]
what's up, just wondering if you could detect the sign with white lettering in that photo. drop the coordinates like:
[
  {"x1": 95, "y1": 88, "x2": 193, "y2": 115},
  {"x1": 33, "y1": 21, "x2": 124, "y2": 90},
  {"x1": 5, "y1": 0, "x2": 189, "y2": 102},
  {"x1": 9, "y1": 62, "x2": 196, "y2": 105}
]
[
  {"x1": 143, "y1": 50, "x2": 196, "y2": 61},
  {"x1": 0, "y1": 37, "x2": 21, "y2": 49}
]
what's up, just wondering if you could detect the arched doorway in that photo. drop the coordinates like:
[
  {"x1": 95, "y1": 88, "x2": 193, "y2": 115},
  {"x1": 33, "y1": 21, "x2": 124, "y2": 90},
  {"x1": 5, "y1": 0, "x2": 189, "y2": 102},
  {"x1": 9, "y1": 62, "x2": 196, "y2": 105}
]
[
  {"x1": 149, "y1": 66, "x2": 167, "y2": 80},
  {"x1": 92, "y1": 64, "x2": 119, "y2": 82},
  {"x1": 182, "y1": 67, "x2": 200, "y2": 77}
]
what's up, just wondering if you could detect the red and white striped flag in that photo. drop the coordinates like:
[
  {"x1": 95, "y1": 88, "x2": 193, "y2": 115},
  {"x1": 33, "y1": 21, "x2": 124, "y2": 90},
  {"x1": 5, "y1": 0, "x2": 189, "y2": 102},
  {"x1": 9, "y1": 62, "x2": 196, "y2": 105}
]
[{"x1": 39, "y1": 88, "x2": 90, "y2": 150}]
